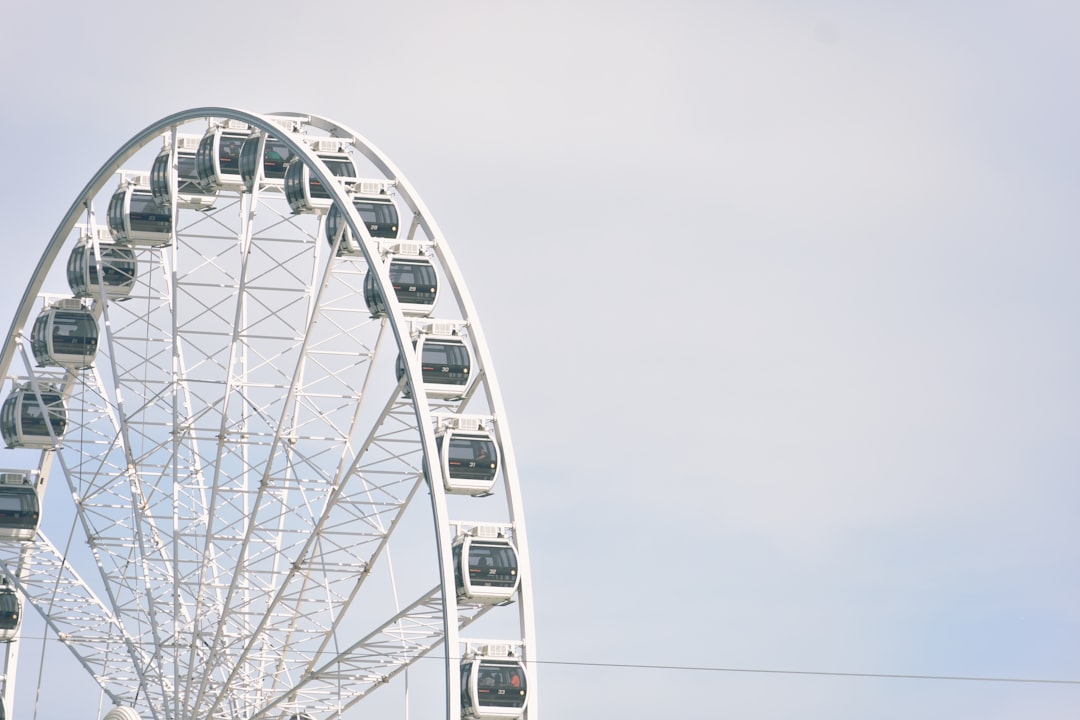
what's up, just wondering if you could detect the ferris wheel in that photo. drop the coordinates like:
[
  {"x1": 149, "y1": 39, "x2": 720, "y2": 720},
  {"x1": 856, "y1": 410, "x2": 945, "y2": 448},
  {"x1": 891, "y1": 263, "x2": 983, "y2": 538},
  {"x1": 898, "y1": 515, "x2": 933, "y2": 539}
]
[{"x1": 0, "y1": 108, "x2": 536, "y2": 720}]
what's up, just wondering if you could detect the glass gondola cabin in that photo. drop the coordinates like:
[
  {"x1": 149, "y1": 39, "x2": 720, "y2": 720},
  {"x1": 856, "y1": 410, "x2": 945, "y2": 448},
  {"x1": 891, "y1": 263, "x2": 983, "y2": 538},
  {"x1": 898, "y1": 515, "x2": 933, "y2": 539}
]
[
  {"x1": 150, "y1": 135, "x2": 218, "y2": 210},
  {"x1": 284, "y1": 140, "x2": 357, "y2": 214},
  {"x1": 240, "y1": 132, "x2": 300, "y2": 191},
  {"x1": 195, "y1": 121, "x2": 249, "y2": 192},
  {"x1": 326, "y1": 191, "x2": 400, "y2": 255},
  {"x1": 31, "y1": 300, "x2": 98, "y2": 368},
  {"x1": 396, "y1": 334, "x2": 471, "y2": 400},
  {"x1": 363, "y1": 256, "x2": 438, "y2": 317},
  {"x1": 0, "y1": 473, "x2": 40, "y2": 541},
  {"x1": 461, "y1": 655, "x2": 528, "y2": 720},
  {"x1": 0, "y1": 581, "x2": 21, "y2": 641},
  {"x1": 107, "y1": 180, "x2": 173, "y2": 246},
  {"x1": 1, "y1": 382, "x2": 67, "y2": 449},
  {"x1": 436, "y1": 426, "x2": 499, "y2": 494},
  {"x1": 67, "y1": 239, "x2": 137, "y2": 301},
  {"x1": 453, "y1": 534, "x2": 519, "y2": 602}
]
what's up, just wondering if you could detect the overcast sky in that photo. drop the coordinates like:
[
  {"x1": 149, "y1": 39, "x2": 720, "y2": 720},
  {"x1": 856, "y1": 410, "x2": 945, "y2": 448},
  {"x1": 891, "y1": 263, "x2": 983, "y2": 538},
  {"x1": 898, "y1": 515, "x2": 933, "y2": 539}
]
[{"x1": 2, "y1": 1, "x2": 1079, "y2": 718}]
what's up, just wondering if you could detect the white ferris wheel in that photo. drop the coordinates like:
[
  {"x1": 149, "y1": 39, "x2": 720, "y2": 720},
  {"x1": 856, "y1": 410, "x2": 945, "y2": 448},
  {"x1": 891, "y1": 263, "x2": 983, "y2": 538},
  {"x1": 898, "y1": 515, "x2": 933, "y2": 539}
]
[{"x1": 0, "y1": 108, "x2": 536, "y2": 720}]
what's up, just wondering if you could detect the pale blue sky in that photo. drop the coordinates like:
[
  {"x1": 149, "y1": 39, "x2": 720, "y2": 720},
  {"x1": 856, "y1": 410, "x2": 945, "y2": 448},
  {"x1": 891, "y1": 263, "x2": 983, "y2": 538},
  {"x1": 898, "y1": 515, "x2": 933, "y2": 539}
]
[{"x1": 2, "y1": 1, "x2": 1079, "y2": 717}]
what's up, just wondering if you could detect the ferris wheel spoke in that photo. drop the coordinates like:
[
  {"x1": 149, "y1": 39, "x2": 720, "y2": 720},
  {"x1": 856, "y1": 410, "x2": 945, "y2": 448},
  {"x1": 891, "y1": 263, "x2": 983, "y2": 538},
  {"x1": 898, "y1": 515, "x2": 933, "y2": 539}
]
[
  {"x1": 172, "y1": 210, "x2": 271, "y2": 720},
  {"x1": 247, "y1": 584, "x2": 493, "y2": 720},
  {"x1": 57, "y1": 405, "x2": 176, "y2": 714},
  {"x1": 187, "y1": 191, "x2": 392, "y2": 719},
  {"x1": 207, "y1": 417, "x2": 428, "y2": 711},
  {"x1": 195, "y1": 328, "x2": 424, "y2": 717},
  {"x1": 9, "y1": 339, "x2": 180, "y2": 713},
  {"x1": 202, "y1": 384, "x2": 422, "y2": 687},
  {"x1": 0, "y1": 532, "x2": 155, "y2": 709}
]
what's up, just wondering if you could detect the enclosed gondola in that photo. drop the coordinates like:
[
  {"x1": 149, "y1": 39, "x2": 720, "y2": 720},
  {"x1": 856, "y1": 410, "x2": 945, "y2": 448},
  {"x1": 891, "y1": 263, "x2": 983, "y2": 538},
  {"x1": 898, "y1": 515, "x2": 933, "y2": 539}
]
[
  {"x1": 363, "y1": 255, "x2": 438, "y2": 317},
  {"x1": 107, "y1": 179, "x2": 173, "y2": 246},
  {"x1": 396, "y1": 332, "x2": 471, "y2": 400},
  {"x1": 435, "y1": 419, "x2": 499, "y2": 494},
  {"x1": 0, "y1": 472, "x2": 40, "y2": 541},
  {"x1": 195, "y1": 121, "x2": 250, "y2": 192},
  {"x1": 0, "y1": 579, "x2": 21, "y2": 641},
  {"x1": 150, "y1": 135, "x2": 218, "y2": 210},
  {"x1": 284, "y1": 139, "x2": 357, "y2": 214},
  {"x1": 31, "y1": 299, "x2": 98, "y2": 368},
  {"x1": 240, "y1": 132, "x2": 300, "y2": 191},
  {"x1": 326, "y1": 189, "x2": 400, "y2": 254},
  {"x1": 67, "y1": 236, "x2": 137, "y2": 300},
  {"x1": 1, "y1": 382, "x2": 67, "y2": 449},
  {"x1": 453, "y1": 532, "x2": 519, "y2": 603},
  {"x1": 461, "y1": 652, "x2": 528, "y2": 720}
]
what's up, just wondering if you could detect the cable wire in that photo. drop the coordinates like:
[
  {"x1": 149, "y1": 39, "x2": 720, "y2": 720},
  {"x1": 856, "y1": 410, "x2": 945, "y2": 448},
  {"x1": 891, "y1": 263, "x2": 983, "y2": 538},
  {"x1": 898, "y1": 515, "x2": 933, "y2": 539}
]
[
  {"x1": 531, "y1": 659, "x2": 1080, "y2": 686},
  {"x1": 10, "y1": 632, "x2": 1077, "y2": 688}
]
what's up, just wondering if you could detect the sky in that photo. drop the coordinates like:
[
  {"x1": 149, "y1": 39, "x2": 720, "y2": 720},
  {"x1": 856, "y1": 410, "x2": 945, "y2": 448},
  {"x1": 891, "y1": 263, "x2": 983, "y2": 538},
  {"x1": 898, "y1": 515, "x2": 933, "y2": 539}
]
[{"x1": 2, "y1": 0, "x2": 1080, "y2": 718}]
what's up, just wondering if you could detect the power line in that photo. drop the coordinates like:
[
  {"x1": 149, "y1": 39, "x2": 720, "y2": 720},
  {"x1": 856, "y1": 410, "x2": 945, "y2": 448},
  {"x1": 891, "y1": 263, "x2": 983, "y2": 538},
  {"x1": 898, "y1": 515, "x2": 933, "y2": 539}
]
[
  {"x1": 530, "y1": 659, "x2": 1080, "y2": 686},
  {"x1": 12, "y1": 632, "x2": 1078, "y2": 687}
]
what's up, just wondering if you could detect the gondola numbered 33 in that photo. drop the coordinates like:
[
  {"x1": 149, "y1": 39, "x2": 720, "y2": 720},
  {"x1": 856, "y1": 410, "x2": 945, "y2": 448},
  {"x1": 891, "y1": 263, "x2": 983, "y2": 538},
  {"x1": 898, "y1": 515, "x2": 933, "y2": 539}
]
[{"x1": 461, "y1": 645, "x2": 528, "y2": 720}]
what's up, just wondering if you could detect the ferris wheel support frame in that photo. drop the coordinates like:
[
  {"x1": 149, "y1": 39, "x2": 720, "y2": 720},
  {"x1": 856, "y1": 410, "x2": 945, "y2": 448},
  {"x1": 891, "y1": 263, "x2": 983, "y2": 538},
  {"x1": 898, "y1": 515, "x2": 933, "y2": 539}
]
[{"x1": 0, "y1": 108, "x2": 536, "y2": 720}]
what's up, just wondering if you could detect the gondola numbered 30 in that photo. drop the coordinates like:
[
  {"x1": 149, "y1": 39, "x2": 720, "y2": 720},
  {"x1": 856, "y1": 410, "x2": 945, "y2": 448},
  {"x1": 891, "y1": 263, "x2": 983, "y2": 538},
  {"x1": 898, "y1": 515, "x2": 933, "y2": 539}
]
[
  {"x1": 67, "y1": 232, "x2": 138, "y2": 301},
  {"x1": 0, "y1": 471, "x2": 40, "y2": 542},
  {"x1": 364, "y1": 255, "x2": 438, "y2": 318},
  {"x1": 435, "y1": 416, "x2": 499, "y2": 495},
  {"x1": 30, "y1": 298, "x2": 98, "y2": 369},
  {"x1": 452, "y1": 530, "x2": 520, "y2": 603},
  {"x1": 195, "y1": 120, "x2": 250, "y2": 192},
  {"x1": 284, "y1": 138, "x2": 358, "y2": 214},
  {"x1": 395, "y1": 331, "x2": 472, "y2": 400},
  {"x1": 0, "y1": 382, "x2": 67, "y2": 450},
  {"x1": 461, "y1": 650, "x2": 528, "y2": 720},
  {"x1": 150, "y1": 134, "x2": 218, "y2": 210},
  {"x1": 107, "y1": 177, "x2": 173, "y2": 247}
]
